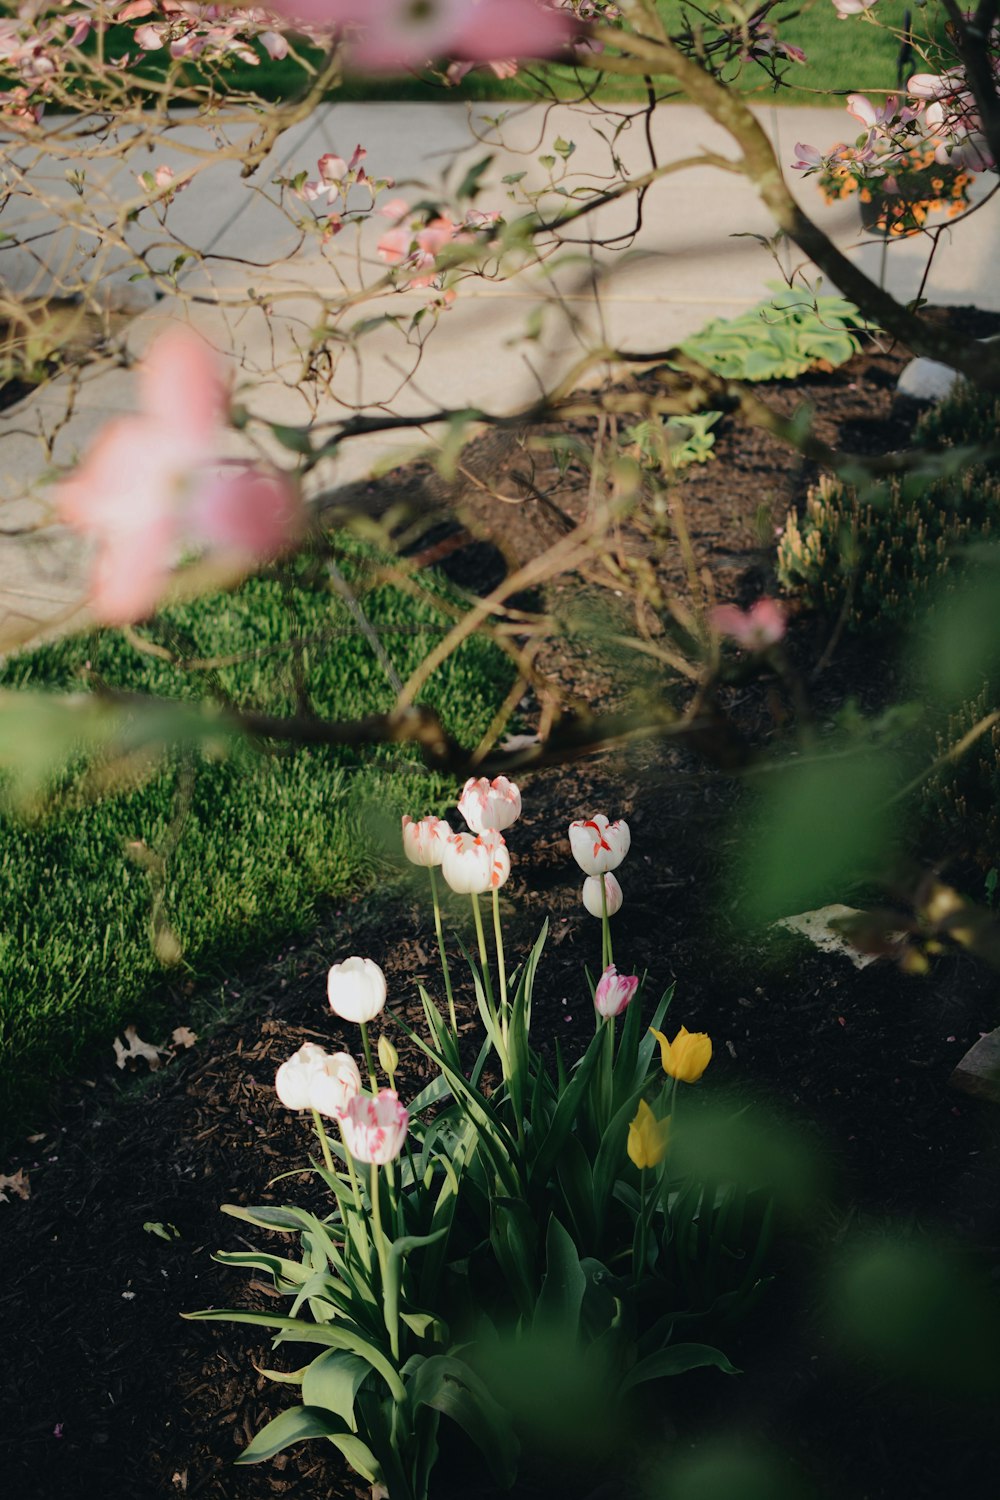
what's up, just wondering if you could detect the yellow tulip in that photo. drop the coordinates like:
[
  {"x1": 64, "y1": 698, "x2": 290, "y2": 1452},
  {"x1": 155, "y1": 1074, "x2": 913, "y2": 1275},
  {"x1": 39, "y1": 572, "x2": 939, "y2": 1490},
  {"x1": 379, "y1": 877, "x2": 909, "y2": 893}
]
[
  {"x1": 627, "y1": 1098, "x2": 669, "y2": 1171},
  {"x1": 649, "y1": 1025, "x2": 712, "y2": 1084}
]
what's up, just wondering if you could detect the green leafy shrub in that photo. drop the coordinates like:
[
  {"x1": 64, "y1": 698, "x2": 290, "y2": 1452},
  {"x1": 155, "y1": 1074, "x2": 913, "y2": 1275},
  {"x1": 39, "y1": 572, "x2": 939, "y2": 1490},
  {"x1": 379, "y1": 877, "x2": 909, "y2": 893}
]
[
  {"x1": 921, "y1": 686, "x2": 1000, "y2": 867},
  {"x1": 776, "y1": 382, "x2": 1000, "y2": 629},
  {"x1": 680, "y1": 286, "x2": 863, "y2": 381}
]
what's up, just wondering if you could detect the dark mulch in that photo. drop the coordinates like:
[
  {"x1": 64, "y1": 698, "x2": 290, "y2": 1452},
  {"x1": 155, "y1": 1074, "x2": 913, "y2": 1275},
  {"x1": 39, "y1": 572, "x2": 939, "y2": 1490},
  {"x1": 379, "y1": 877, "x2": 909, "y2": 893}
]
[{"x1": 3, "y1": 309, "x2": 1000, "y2": 1500}]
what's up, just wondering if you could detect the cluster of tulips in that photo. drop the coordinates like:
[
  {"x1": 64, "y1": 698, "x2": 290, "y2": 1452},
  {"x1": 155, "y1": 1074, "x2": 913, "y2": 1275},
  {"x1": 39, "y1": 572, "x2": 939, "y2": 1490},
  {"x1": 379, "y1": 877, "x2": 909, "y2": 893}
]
[{"x1": 273, "y1": 775, "x2": 712, "y2": 1180}]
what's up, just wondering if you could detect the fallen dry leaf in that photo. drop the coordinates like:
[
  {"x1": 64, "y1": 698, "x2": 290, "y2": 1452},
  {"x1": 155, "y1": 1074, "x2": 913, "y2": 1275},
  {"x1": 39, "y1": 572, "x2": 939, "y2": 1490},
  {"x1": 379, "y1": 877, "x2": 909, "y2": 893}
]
[
  {"x1": 113, "y1": 1025, "x2": 167, "y2": 1071},
  {"x1": 171, "y1": 1026, "x2": 197, "y2": 1050},
  {"x1": 0, "y1": 1168, "x2": 30, "y2": 1202}
]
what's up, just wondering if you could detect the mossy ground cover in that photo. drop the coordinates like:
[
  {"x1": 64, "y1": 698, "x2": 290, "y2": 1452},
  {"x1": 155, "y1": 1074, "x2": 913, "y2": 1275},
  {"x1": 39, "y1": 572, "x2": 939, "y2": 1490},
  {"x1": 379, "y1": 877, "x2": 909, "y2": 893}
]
[{"x1": 0, "y1": 545, "x2": 514, "y2": 1136}]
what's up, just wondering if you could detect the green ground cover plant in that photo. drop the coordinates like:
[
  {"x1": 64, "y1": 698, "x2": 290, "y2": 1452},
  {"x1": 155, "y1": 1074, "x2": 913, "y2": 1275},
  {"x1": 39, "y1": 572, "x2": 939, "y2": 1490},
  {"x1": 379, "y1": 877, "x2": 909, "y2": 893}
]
[
  {"x1": 0, "y1": 544, "x2": 515, "y2": 1137},
  {"x1": 776, "y1": 381, "x2": 1000, "y2": 629}
]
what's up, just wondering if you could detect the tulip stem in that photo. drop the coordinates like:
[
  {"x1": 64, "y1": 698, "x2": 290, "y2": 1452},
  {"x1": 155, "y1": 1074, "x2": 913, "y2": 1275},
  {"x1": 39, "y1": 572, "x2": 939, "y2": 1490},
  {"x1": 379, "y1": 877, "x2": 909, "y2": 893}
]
[
  {"x1": 471, "y1": 893, "x2": 497, "y2": 1019},
  {"x1": 336, "y1": 1119, "x2": 364, "y2": 1214},
  {"x1": 429, "y1": 865, "x2": 458, "y2": 1036},
  {"x1": 492, "y1": 886, "x2": 509, "y2": 1046},
  {"x1": 600, "y1": 878, "x2": 614, "y2": 971},
  {"x1": 359, "y1": 1021, "x2": 378, "y2": 1094},
  {"x1": 310, "y1": 1108, "x2": 335, "y2": 1175},
  {"x1": 370, "y1": 1162, "x2": 398, "y2": 1361},
  {"x1": 473, "y1": 893, "x2": 513, "y2": 1082},
  {"x1": 635, "y1": 1170, "x2": 648, "y2": 1288}
]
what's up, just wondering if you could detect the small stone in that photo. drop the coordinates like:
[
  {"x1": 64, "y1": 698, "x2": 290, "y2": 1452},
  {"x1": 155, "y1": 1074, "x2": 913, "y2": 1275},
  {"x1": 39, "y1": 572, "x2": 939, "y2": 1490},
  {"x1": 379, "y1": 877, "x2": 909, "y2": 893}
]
[
  {"x1": 950, "y1": 1028, "x2": 1000, "y2": 1103},
  {"x1": 897, "y1": 356, "x2": 960, "y2": 403}
]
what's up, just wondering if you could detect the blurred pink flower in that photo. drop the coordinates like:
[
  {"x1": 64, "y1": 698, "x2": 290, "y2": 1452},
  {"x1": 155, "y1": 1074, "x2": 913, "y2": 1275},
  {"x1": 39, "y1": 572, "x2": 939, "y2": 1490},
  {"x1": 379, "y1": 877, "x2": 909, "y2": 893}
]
[
  {"x1": 791, "y1": 142, "x2": 823, "y2": 171},
  {"x1": 56, "y1": 327, "x2": 301, "y2": 624},
  {"x1": 457, "y1": 775, "x2": 521, "y2": 833},
  {"x1": 338, "y1": 1089, "x2": 409, "y2": 1164},
  {"x1": 594, "y1": 964, "x2": 638, "y2": 1018},
  {"x1": 272, "y1": 0, "x2": 571, "y2": 70},
  {"x1": 711, "y1": 598, "x2": 787, "y2": 651}
]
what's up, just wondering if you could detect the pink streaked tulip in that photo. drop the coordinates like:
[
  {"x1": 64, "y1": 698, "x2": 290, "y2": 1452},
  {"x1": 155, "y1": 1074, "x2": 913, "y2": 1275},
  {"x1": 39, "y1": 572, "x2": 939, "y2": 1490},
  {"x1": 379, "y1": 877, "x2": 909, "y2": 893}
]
[
  {"x1": 594, "y1": 964, "x2": 639, "y2": 1019},
  {"x1": 582, "y1": 872, "x2": 623, "y2": 919},
  {"x1": 830, "y1": 0, "x2": 879, "y2": 16},
  {"x1": 441, "y1": 829, "x2": 510, "y2": 894},
  {"x1": 327, "y1": 956, "x2": 388, "y2": 1025},
  {"x1": 275, "y1": 1042, "x2": 362, "y2": 1118},
  {"x1": 711, "y1": 598, "x2": 787, "y2": 652},
  {"x1": 338, "y1": 1089, "x2": 409, "y2": 1164},
  {"x1": 457, "y1": 775, "x2": 522, "y2": 834},
  {"x1": 401, "y1": 813, "x2": 449, "y2": 867},
  {"x1": 569, "y1": 815, "x2": 630, "y2": 876}
]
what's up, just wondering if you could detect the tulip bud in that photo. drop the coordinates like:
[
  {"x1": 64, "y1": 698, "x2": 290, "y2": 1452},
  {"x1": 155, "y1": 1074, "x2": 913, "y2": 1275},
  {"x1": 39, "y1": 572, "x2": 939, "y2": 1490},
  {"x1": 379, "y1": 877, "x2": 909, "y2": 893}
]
[
  {"x1": 401, "y1": 813, "x2": 448, "y2": 867},
  {"x1": 627, "y1": 1098, "x2": 668, "y2": 1170},
  {"x1": 441, "y1": 829, "x2": 510, "y2": 894},
  {"x1": 649, "y1": 1025, "x2": 712, "y2": 1084},
  {"x1": 457, "y1": 775, "x2": 522, "y2": 834},
  {"x1": 569, "y1": 814, "x2": 630, "y2": 876},
  {"x1": 327, "y1": 956, "x2": 387, "y2": 1025},
  {"x1": 377, "y1": 1033, "x2": 399, "y2": 1085},
  {"x1": 594, "y1": 964, "x2": 639, "y2": 1019},
  {"x1": 582, "y1": 872, "x2": 623, "y2": 918},
  {"x1": 338, "y1": 1089, "x2": 409, "y2": 1164}
]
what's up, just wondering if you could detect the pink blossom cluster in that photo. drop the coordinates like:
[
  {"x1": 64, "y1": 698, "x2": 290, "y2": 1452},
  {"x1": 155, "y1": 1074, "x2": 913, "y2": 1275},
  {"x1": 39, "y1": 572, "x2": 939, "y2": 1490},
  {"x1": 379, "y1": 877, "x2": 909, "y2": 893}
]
[
  {"x1": 122, "y1": 2, "x2": 291, "y2": 68},
  {"x1": 376, "y1": 199, "x2": 503, "y2": 291},
  {"x1": 797, "y1": 11, "x2": 998, "y2": 184}
]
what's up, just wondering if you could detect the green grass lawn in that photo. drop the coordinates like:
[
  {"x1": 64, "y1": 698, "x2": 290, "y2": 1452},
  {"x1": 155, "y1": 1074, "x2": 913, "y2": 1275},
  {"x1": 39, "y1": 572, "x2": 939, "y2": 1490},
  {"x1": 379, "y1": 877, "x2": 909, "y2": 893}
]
[
  {"x1": 0, "y1": 544, "x2": 514, "y2": 1140},
  {"x1": 207, "y1": 1, "x2": 922, "y2": 106}
]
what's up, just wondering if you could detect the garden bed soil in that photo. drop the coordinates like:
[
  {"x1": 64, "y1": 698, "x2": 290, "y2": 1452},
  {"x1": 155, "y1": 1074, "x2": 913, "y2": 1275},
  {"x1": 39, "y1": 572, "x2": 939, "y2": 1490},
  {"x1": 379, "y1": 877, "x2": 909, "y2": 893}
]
[{"x1": 3, "y1": 308, "x2": 1000, "y2": 1500}]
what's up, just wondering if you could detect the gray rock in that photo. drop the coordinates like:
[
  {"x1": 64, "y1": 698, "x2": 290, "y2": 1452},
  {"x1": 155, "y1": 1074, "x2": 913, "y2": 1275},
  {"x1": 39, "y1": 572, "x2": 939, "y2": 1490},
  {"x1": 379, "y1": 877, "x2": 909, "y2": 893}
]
[
  {"x1": 950, "y1": 1027, "x2": 1000, "y2": 1103},
  {"x1": 897, "y1": 334, "x2": 1000, "y2": 402},
  {"x1": 897, "y1": 355, "x2": 962, "y2": 402}
]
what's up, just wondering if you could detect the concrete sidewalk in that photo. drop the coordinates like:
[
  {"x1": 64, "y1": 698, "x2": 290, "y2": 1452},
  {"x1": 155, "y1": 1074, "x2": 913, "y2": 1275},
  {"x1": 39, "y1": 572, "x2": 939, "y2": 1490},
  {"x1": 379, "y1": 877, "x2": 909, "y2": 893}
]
[{"x1": 2, "y1": 99, "x2": 998, "y2": 650}]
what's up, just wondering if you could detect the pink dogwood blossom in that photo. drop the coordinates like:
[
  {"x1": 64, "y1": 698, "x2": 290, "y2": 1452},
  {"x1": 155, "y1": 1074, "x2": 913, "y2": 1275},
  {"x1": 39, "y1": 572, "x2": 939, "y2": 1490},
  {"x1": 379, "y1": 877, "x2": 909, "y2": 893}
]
[
  {"x1": 56, "y1": 327, "x2": 301, "y2": 624},
  {"x1": 711, "y1": 598, "x2": 787, "y2": 651},
  {"x1": 271, "y1": 0, "x2": 571, "y2": 71}
]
